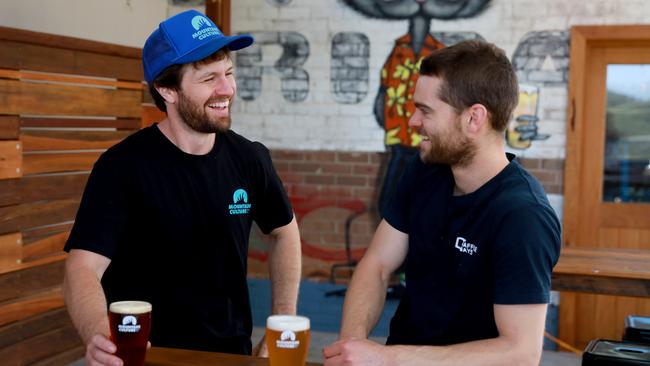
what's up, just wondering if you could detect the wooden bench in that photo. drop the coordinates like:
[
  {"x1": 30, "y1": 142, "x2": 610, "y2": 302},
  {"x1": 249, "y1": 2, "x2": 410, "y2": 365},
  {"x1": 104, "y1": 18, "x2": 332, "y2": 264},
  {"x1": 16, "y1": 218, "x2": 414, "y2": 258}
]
[{"x1": 0, "y1": 26, "x2": 162, "y2": 365}]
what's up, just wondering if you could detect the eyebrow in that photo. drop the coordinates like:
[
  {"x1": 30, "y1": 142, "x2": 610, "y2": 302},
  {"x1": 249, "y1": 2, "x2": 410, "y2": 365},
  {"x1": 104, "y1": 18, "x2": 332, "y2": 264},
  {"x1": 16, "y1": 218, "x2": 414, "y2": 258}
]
[
  {"x1": 414, "y1": 102, "x2": 433, "y2": 113},
  {"x1": 196, "y1": 66, "x2": 234, "y2": 80}
]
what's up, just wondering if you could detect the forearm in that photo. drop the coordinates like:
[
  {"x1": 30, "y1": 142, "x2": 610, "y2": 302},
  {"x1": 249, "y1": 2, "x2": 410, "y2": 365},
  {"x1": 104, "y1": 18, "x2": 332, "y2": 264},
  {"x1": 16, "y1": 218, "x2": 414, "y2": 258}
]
[
  {"x1": 268, "y1": 218, "x2": 301, "y2": 314},
  {"x1": 63, "y1": 266, "x2": 110, "y2": 344},
  {"x1": 390, "y1": 335, "x2": 541, "y2": 366},
  {"x1": 339, "y1": 257, "x2": 390, "y2": 339}
]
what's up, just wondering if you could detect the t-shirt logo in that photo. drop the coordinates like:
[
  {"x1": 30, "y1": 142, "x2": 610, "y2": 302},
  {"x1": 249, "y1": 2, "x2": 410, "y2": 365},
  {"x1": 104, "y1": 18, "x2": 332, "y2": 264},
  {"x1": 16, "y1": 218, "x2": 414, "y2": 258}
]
[
  {"x1": 454, "y1": 237, "x2": 478, "y2": 256},
  {"x1": 229, "y1": 188, "x2": 252, "y2": 215}
]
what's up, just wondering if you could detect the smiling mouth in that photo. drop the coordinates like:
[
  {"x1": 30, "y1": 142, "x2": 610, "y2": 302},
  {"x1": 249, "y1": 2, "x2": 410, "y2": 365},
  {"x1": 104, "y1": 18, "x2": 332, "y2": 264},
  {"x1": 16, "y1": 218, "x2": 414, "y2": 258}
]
[
  {"x1": 206, "y1": 98, "x2": 230, "y2": 112},
  {"x1": 207, "y1": 100, "x2": 229, "y2": 110}
]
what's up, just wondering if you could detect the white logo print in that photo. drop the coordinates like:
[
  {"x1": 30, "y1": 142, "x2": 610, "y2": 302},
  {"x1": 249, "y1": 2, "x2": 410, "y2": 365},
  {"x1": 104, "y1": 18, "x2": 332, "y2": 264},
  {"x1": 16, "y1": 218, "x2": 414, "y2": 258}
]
[
  {"x1": 455, "y1": 237, "x2": 478, "y2": 256},
  {"x1": 229, "y1": 188, "x2": 252, "y2": 215},
  {"x1": 191, "y1": 15, "x2": 212, "y2": 30},
  {"x1": 276, "y1": 330, "x2": 300, "y2": 349},
  {"x1": 190, "y1": 15, "x2": 220, "y2": 40},
  {"x1": 118, "y1": 315, "x2": 141, "y2": 333}
]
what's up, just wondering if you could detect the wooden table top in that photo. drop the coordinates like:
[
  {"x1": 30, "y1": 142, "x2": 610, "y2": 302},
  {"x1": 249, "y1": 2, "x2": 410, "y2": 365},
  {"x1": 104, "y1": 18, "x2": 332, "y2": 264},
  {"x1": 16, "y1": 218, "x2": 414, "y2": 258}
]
[
  {"x1": 145, "y1": 347, "x2": 322, "y2": 366},
  {"x1": 552, "y1": 247, "x2": 650, "y2": 297},
  {"x1": 554, "y1": 247, "x2": 650, "y2": 280}
]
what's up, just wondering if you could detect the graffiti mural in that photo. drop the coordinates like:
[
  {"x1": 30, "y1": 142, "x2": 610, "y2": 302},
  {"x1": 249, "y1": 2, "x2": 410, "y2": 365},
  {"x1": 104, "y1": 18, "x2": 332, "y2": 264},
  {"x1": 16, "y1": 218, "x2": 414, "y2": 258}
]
[
  {"x1": 512, "y1": 30, "x2": 570, "y2": 86},
  {"x1": 430, "y1": 31, "x2": 485, "y2": 46},
  {"x1": 508, "y1": 31, "x2": 569, "y2": 149},
  {"x1": 170, "y1": 0, "x2": 204, "y2": 5},
  {"x1": 331, "y1": 32, "x2": 370, "y2": 104},
  {"x1": 507, "y1": 84, "x2": 549, "y2": 149},
  {"x1": 266, "y1": 0, "x2": 292, "y2": 6},
  {"x1": 342, "y1": 0, "x2": 491, "y2": 215},
  {"x1": 236, "y1": 31, "x2": 310, "y2": 102}
]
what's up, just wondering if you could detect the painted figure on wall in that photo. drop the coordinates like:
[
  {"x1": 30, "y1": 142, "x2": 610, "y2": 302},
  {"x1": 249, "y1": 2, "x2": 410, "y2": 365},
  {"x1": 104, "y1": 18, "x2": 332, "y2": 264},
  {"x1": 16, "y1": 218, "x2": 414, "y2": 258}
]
[{"x1": 342, "y1": 0, "x2": 491, "y2": 215}]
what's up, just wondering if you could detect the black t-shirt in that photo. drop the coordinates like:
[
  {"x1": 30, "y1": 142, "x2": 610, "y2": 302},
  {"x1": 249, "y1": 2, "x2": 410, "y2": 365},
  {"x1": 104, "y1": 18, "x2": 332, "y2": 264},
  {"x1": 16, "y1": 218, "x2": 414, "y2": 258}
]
[
  {"x1": 384, "y1": 154, "x2": 561, "y2": 346},
  {"x1": 64, "y1": 125, "x2": 293, "y2": 354}
]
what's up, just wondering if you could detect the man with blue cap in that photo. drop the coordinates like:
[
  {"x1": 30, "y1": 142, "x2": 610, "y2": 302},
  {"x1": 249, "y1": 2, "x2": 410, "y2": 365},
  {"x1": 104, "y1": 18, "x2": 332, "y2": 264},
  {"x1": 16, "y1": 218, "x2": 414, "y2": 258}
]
[{"x1": 63, "y1": 10, "x2": 301, "y2": 366}]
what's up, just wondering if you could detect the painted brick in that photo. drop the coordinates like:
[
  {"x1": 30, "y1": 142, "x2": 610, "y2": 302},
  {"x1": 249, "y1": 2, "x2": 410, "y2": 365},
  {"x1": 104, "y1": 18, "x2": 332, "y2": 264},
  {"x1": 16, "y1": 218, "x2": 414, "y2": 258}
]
[
  {"x1": 353, "y1": 164, "x2": 380, "y2": 176},
  {"x1": 305, "y1": 174, "x2": 336, "y2": 185},
  {"x1": 542, "y1": 159, "x2": 565, "y2": 170},
  {"x1": 272, "y1": 161, "x2": 289, "y2": 172},
  {"x1": 278, "y1": 172, "x2": 303, "y2": 184},
  {"x1": 305, "y1": 151, "x2": 337, "y2": 162},
  {"x1": 321, "y1": 186, "x2": 354, "y2": 198},
  {"x1": 519, "y1": 158, "x2": 542, "y2": 170},
  {"x1": 529, "y1": 170, "x2": 560, "y2": 184},
  {"x1": 337, "y1": 152, "x2": 369, "y2": 163},
  {"x1": 290, "y1": 162, "x2": 321, "y2": 173},
  {"x1": 321, "y1": 163, "x2": 352, "y2": 175},
  {"x1": 352, "y1": 187, "x2": 378, "y2": 201},
  {"x1": 337, "y1": 176, "x2": 367, "y2": 187}
]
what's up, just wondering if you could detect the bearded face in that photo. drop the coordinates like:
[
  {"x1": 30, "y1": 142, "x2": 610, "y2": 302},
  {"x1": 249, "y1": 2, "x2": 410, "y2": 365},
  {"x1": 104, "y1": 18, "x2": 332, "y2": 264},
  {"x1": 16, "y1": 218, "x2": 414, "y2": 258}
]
[
  {"x1": 419, "y1": 113, "x2": 477, "y2": 167},
  {"x1": 176, "y1": 90, "x2": 232, "y2": 134}
]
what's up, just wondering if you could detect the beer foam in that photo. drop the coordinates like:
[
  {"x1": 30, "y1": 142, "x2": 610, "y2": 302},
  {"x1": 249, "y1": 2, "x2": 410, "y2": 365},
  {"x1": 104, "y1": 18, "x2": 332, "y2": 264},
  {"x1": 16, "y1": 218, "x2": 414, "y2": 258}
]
[
  {"x1": 109, "y1": 301, "x2": 152, "y2": 314},
  {"x1": 267, "y1": 315, "x2": 310, "y2": 332}
]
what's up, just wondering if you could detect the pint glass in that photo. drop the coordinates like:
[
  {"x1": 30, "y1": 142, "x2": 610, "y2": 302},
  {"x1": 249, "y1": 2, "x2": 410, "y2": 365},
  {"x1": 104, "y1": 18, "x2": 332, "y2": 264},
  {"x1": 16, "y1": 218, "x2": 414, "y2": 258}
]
[
  {"x1": 108, "y1": 301, "x2": 152, "y2": 366},
  {"x1": 266, "y1": 315, "x2": 310, "y2": 366}
]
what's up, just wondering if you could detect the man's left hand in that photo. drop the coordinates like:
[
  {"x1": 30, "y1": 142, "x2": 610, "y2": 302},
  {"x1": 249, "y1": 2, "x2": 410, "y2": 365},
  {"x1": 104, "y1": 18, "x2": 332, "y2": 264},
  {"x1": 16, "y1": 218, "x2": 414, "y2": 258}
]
[
  {"x1": 323, "y1": 338, "x2": 393, "y2": 366},
  {"x1": 253, "y1": 335, "x2": 268, "y2": 358}
]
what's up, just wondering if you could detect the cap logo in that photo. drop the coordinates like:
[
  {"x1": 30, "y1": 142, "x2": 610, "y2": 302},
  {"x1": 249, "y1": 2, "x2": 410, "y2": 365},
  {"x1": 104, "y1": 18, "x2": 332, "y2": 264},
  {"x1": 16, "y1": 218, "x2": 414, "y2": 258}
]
[
  {"x1": 191, "y1": 15, "x2": 212, "y2": 30},
  {"x1": 190, "y1": 15, "x2": 221, "y2": 40}
]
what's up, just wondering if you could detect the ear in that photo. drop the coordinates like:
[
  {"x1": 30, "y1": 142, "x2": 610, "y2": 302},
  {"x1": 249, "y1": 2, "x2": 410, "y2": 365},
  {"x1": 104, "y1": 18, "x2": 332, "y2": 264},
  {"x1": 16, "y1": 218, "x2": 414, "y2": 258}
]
[
  {"x1": 464, "y1": 104, "x2": 489, "y2": 134},
  {"x1": 155, "y1": 85, "x2": 178, "y2": 105}
]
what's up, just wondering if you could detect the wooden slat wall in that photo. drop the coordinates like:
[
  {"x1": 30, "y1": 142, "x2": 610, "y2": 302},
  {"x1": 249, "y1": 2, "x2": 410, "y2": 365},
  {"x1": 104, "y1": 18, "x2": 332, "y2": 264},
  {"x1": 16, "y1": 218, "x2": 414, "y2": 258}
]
[{"x1": 0, "y1": 26, "x2": 146, "y2": 365}]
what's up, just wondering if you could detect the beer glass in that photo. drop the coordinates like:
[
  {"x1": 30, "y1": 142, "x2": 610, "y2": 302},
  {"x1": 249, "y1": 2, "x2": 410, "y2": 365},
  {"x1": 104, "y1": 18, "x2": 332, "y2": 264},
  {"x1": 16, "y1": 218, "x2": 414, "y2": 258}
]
[
  {"x1": 266, "y1": 315, "x2": 310, "y2": 366},
  {"x1": 108, "y1": 301, "x2": 152, "y2": 366}
]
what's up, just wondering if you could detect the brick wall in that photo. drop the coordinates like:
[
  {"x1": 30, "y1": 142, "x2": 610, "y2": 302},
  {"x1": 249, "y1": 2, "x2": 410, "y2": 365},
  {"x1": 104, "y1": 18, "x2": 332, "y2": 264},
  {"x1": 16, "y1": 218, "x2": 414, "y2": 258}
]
[{"x1": 248, "y1": 149, "x2": 564, "y2": 278}]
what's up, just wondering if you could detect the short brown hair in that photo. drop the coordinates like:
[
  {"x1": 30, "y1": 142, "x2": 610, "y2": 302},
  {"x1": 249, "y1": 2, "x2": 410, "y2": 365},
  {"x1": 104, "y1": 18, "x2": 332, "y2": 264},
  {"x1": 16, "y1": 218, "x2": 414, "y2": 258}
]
[
  {"x1": 419, "y1": 40, "x2": 518, "y2": 132},
  {"x1": 149, "y1": 49, "x2": 231, "y2": 112}
]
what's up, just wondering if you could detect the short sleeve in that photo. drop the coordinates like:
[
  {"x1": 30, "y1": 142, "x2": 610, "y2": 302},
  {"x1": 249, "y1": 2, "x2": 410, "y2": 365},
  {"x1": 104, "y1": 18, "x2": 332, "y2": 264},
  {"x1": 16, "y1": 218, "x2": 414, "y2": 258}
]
[
  {"x1": 492, "y1": 205, "x2": 561, "y2": 304},
  {"x1": 251, "y1": 143, "x2": 293, "y2": 234},
  {"x1": 64, "y1": 154, "x2": 130, "y2": 259},
  {"x1": 382, "y1": 156, "x2": 420, "y2": 234}
]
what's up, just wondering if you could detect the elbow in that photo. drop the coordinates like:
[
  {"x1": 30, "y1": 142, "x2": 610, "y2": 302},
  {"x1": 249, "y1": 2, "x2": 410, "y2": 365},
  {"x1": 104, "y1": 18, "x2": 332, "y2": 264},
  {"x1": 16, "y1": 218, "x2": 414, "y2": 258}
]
[{"x1": 508, "y1": 348, "x2": 542, "y2": 366}]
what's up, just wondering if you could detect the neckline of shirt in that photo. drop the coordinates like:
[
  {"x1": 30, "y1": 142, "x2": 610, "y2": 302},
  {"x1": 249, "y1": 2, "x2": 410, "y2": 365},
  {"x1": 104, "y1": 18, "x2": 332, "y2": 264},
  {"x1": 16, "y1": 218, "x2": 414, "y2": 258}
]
[{"x1": 151, "y1": 123, "x2": 224, "y2": 161}]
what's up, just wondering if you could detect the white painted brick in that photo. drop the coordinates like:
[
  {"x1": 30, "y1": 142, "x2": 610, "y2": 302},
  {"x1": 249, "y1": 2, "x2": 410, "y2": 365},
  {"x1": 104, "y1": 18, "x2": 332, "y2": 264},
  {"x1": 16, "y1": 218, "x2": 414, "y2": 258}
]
[
  {"x1": 532, "y1": 17, "x2": 569, "y2": 30},
  {"x1": 512, "y1": 1, "x2": 547, "y2": 18},
  {"x1": 276, "y1": 6, "x2": 310, "y2": 20}
]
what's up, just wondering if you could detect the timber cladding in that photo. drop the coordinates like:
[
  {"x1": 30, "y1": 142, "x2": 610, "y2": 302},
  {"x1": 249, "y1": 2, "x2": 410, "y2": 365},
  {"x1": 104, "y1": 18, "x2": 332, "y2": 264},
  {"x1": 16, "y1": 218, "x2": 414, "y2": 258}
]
[{"x1": 0, "y1": 26, "x2": 147, "y2": 365}]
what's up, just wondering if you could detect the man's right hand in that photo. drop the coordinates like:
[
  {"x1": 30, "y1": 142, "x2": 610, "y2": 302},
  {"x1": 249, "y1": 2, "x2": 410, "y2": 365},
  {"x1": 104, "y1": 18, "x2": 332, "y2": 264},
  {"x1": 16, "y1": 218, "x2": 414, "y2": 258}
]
[{"x1": 85, "y1": 334, "x2": 122, "y2": 366}]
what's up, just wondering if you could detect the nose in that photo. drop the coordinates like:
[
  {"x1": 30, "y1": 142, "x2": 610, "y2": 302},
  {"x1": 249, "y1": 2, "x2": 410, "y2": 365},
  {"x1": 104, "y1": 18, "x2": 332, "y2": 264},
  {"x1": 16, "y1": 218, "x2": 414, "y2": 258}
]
[
  {"x1": 408, "y1": 110, "x2": 421, "y2": 128},
  {"x1": 213, "y1": 75, "x2": 236, "y2": 97}
]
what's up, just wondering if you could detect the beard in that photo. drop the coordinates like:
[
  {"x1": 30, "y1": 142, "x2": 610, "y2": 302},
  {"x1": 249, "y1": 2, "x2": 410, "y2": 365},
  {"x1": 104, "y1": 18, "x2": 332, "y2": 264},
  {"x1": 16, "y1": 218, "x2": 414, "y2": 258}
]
[
  {"x1": 176, "y1": 91, "x2": 231, "y2": 134},
  {"x1": 420, "y1": 119, "x2": 477, "y2": 167}
]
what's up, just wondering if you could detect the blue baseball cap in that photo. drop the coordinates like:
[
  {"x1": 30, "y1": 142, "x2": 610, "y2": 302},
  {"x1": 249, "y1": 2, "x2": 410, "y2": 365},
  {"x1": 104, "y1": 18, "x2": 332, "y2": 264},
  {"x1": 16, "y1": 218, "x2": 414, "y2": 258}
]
[{"x1": 143, "y1": 10, "x2": 254, "y2": 84}]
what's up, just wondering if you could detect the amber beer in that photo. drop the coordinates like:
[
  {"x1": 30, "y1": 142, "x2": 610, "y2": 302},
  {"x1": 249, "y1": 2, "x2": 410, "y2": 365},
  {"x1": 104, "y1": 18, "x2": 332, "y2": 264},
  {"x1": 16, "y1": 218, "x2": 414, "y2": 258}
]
[
  {"x1": 108, "y1": 301, "x2": 152, "y2": 366},
  {"x1": 266, "y1": 315, "x2": 310, "y2": 366}
]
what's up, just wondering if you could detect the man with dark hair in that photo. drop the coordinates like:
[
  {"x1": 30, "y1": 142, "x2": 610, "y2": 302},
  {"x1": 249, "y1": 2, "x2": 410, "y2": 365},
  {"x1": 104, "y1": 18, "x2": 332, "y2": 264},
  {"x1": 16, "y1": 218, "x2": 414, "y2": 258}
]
[
  {"x1": 63, "y1": 10, "x2": 301, "y2": 366},
  {"x1": 324, "y1": 40, "x2": 561, "y2": 365}
]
